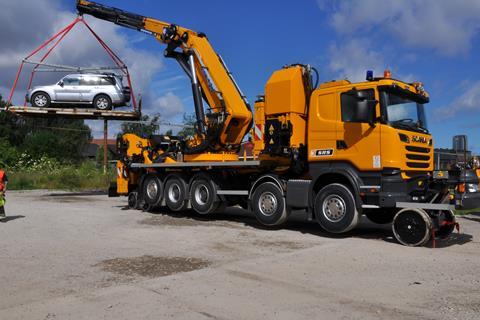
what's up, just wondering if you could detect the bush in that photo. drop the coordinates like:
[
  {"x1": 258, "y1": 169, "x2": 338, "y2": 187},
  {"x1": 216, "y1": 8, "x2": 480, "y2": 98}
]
[
  {"x1": 7, "y1": 160, "x2": 115, "y2": 191},
  {"x1": 0, "y1": 138, "x2": 20, "y2": 167}
]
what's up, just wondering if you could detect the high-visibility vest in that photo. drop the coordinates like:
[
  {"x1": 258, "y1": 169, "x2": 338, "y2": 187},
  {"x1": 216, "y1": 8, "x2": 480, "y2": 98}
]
[{"x1": 0, "y1": 170, "x2": 5, "y2": 191}]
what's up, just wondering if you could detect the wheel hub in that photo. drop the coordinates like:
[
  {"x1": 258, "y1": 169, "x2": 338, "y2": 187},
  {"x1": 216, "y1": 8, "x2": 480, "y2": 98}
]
[
  {"x1": 195, "y1": 185, "x2": 209, "y2": 206},
  {"x1": 146, "y1": 181, "x2": 158, "y2": 200},
  {"x1": 97, "y1": 98, "x2": 108, "y2": 109},
  {"x1": 259, "y1": 192, "x2": 278, "y2": 216},
  {"x1": 393, "y1": 211, "x2": 429, "y2": 246},
  {"x1": 168, "y1": 184, "x2": 181, "y2": 203},
  {"x1": 322, "y1": 195, "x2": 346, "y2": 222},
  {"x1": 35, "y1": 95, "x2": 47, "y2": 107}
]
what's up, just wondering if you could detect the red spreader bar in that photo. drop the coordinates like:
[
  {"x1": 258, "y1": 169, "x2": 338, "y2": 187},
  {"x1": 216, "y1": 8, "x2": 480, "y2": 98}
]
[{"x1": 7, "y1": 16, "x2": 137, "y2": 111}]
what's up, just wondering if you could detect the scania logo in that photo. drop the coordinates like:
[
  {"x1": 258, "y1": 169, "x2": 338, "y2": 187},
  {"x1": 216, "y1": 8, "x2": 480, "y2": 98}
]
[{"x1": 412, "y1": 136, "x2": 428, "y2": 144}]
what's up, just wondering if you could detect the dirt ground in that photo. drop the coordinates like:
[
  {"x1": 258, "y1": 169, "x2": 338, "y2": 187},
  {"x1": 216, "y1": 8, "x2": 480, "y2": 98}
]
[{"x1": 0, "y1": 190, "x2": 479, "y2": 320}]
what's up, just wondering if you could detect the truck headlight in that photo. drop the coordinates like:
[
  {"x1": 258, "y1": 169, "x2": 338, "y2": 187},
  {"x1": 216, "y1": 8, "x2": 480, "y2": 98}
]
[{"x1": 467, "y1": 183, "x2": 479, "y2": 193}]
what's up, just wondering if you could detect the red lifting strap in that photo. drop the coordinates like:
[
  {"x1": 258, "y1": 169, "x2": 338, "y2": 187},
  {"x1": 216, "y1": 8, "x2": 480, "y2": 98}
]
[{"x1": 7, "y1": 16, "x2": 137, "y2": 111}]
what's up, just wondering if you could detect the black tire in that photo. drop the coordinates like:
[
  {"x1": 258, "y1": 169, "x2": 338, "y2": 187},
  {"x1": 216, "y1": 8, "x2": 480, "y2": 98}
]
[
  {"x1": 142, "y1": 174, "x2": 163, "y2": 207},
  {"x1": 164, "y1": 175, "x2": 188, "y2": 212},
  {"x1": 93, "y1": 94, "x2": 112, "y2": 110},
  {"x1": 251, "y1": 182, "x2": 288, "y2": 226},
  {"x1": 128, "y1": 192, "x2": 138, "y2": 209},
  {"x1": 314, "y1": 183, "x2": 360, "y2": 233},
  {"x1": 392, "y1": 208, "x2": 432, "y2": 246},
  {"x1": 365, "y1": 209, "x2": 397, "y2": 224},
  {"x1": 31, "y1": 92, "x2": 51, "y2": 108},
  {"x1": 189, "y1": 174, "x2": 220, "y2": 214}
]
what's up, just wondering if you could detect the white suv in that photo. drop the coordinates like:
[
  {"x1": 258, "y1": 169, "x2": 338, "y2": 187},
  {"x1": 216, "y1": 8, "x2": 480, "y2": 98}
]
[{"x1": 26, "y1": 74, "x2": 131, "y2": 110}]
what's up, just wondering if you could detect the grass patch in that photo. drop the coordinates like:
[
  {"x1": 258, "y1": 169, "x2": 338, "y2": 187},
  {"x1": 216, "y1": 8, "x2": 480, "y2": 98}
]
[
  {"x1": 8, "y1": 161, "x2": 115, "y2": 191},
  {"x1": 455, "y1": 208, "x2": 480, "y2": 216}
]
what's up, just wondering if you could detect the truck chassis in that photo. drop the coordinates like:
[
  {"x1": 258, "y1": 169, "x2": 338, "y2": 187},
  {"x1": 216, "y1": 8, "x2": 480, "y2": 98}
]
[{"x1": 114, "y1": 159, "x2": 458, "y2": 247}]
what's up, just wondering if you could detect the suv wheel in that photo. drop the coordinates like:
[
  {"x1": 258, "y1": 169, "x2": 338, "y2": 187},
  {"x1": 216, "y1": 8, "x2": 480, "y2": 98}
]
[
  {"x1": 31, "y1": 92, "x2": 51, "y2": 108},
  {"x1": 94, "y1": 94, "x2": 112, "y2": 110}
]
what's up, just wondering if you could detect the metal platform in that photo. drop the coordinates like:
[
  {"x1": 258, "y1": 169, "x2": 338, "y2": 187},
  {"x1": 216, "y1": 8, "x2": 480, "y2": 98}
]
[{"x1": 1, "y1": 106, "x2": 141, "y2": 120}]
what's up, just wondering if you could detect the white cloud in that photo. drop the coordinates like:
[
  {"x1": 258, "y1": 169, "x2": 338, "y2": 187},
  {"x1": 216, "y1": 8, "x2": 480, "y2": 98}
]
[
  {"x1": 319, "y1": 0, "x2": 480, "y2": 56},
  {"x1": 328, "y1": 38, "x2": 386, "y2": 82},
  {"x1": 436, "y1": 81, "x2": 480, "y2": 119},
  {"x1": 150, "y1": 92, "x2": 185, "y2": 118}
]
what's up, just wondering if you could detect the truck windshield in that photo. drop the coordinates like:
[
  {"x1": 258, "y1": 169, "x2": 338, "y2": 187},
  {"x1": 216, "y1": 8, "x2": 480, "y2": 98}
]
[{"x1": 381, "y1": 89, "x2": 428, "y2": 133}]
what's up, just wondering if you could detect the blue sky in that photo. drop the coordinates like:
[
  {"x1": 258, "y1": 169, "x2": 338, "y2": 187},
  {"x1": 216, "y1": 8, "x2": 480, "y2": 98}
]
[{"x1": 2, "y1": 0, "x2": 480, "y2": 152}]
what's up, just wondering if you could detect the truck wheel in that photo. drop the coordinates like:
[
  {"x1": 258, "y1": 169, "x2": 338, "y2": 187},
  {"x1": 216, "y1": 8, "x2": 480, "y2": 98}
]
[
  {"x1": 314, "y1": 183, "x2": 359, "y2": 233},
  {"x1": 164, "y1": 175, "x2": 188, "y2": 212},
  {"x1": 392, "y1": 208, "x2": 432, "y2": 246},
  {"x1": 189, "y1": 174, "x2": 220, "y2": 214},
  {"x1": 435, "y1": 210, "x2": 456, "y2": 239},
  {"x1": 142, "y1": 175, "x2": 163, "y2": 207},
  {"x1": 31, "y1": 92, "x2": 51, "y2": 108},
  {"x1": 128, "y1": 192, "x2": 138, "y2": 209},
  {"x1": 365, "y1": 209, "x2": 396, "y2": 224},
  {"x1": 251, "y1": 182, "x2": 288, "y2": 226}
]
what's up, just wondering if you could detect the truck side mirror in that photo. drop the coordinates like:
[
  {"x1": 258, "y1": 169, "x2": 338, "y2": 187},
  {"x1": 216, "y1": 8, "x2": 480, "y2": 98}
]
[
  {"x1": 345, "y1": 90, "x2": 377, "y2": 125},
  {"x1": 354, "y1": 100, "x2": 376, "y2": 125}
]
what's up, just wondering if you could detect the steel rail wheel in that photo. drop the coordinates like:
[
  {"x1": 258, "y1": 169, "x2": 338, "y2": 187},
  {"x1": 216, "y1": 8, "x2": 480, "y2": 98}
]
[{"x1": 392, "y1": 208, "x2": 432, "y2": 247}]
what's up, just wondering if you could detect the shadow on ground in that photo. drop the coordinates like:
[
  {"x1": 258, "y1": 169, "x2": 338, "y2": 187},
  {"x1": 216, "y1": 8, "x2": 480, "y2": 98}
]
[
  {"x1": 47, "y1": 191, "x2": 106, "y2": 197},
  {"x1": 0, "y1": 215, "x2": 25, "y2": 223},
  {"x1": 129, "y1": 206, "x2": 473, "y2": 248}
]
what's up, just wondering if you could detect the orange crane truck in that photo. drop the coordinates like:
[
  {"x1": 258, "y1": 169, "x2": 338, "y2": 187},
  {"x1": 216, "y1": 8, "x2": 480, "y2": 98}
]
[{"x1": 77, "y1": 0, "x2": 470, "y2": 246}]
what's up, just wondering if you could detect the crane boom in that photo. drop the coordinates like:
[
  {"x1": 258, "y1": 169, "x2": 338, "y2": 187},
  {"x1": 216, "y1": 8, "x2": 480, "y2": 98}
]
[{"x1": 77, "y1": 0, "x2": 252, "y2": 151}]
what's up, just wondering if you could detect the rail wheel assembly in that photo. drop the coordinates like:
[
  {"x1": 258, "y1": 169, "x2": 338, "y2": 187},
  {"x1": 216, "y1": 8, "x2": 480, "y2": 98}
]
[
  {"x1": 434, "y1": 210, "x2": 457, "y2": 239},
  {"x1": 392, "y1": 208, "x2": 432, "y2": 247}
]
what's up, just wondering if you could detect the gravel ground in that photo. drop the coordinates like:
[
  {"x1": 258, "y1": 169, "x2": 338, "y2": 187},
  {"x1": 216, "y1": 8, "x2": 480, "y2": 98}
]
[{"x1": 0, "y1": 190, "x2": 479, "y2": 320}]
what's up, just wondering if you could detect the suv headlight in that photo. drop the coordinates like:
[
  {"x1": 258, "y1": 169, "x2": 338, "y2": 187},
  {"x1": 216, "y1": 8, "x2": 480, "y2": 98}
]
[{"x1": 467, "y1": 183, "x2": 479, "y2": 193}]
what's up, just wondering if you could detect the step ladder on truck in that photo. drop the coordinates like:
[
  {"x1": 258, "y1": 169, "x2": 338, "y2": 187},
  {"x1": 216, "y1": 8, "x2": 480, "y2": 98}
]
[{"x1": 77, "y1": 0, "x2": 480, "y2": 247}]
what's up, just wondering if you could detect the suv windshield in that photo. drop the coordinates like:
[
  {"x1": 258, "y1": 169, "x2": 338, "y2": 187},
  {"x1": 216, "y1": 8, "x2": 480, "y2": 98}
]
[{"x1": 380, "y1": 88, "x2": 428, "y2": 133}]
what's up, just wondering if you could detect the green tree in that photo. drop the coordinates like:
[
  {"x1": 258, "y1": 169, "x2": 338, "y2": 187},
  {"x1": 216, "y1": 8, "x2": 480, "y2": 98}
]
[
  {"x1": 177, "y1": 113, "x2": 196, "y2": 138},
  {"x1": 0, "y1": 138, "x2": 19, "y2": 167},
  {"x1": 0, "y1": 94, "x2": 92, "y2": 162},
  {"x1": 21, "y1": 118, "x2": 92, "y2": 161},
  {"x1": 96, "y1": 145, "x2": 113, "y2": 164},
  {"x1": 0, "y1": 95, "x2": 28, "y2": 146},
  {"x1": 120, "y1": 114, "x2": 160, "y2": 137}
]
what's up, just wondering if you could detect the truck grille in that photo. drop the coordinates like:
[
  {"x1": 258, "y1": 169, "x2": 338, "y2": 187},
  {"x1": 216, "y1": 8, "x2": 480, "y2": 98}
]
[{"x1": 405, "y1": 146, "x2": 431, "y2": 169}]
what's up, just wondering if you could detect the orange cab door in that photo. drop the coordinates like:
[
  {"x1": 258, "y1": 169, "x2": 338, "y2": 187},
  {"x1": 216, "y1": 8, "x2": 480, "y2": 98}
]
[
  {"x1": 333, "y1": 88, "x2": 382, "y2": 172},
  {"x1": 307, "y1": 91, "x2": 338, "y2": 163}
]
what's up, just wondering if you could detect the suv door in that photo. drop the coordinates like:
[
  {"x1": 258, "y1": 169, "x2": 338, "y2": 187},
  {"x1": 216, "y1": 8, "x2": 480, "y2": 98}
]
[
  {"x1": 79, "y1": 75, "x2": 100, "y2": 103},
  {"x1": 55, "y1": 76, "x2": 81, "y2": 102}
]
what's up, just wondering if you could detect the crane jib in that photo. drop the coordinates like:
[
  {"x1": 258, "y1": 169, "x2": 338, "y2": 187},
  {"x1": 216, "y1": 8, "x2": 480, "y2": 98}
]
[{"x1": 76, "y1": 0, "x2": 146, "y2": 30}]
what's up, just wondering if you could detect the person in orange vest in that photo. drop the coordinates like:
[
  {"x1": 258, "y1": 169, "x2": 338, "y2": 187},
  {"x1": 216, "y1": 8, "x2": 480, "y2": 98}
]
[{"x1": 0, "y1": 166, "x2": 8, "y2": 219}]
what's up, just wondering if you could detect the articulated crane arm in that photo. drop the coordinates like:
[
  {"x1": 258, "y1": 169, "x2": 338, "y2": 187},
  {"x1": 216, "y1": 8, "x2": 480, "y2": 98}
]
[{"x1": 77, "y1": 0, "x2": 252, "y2": 153}]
